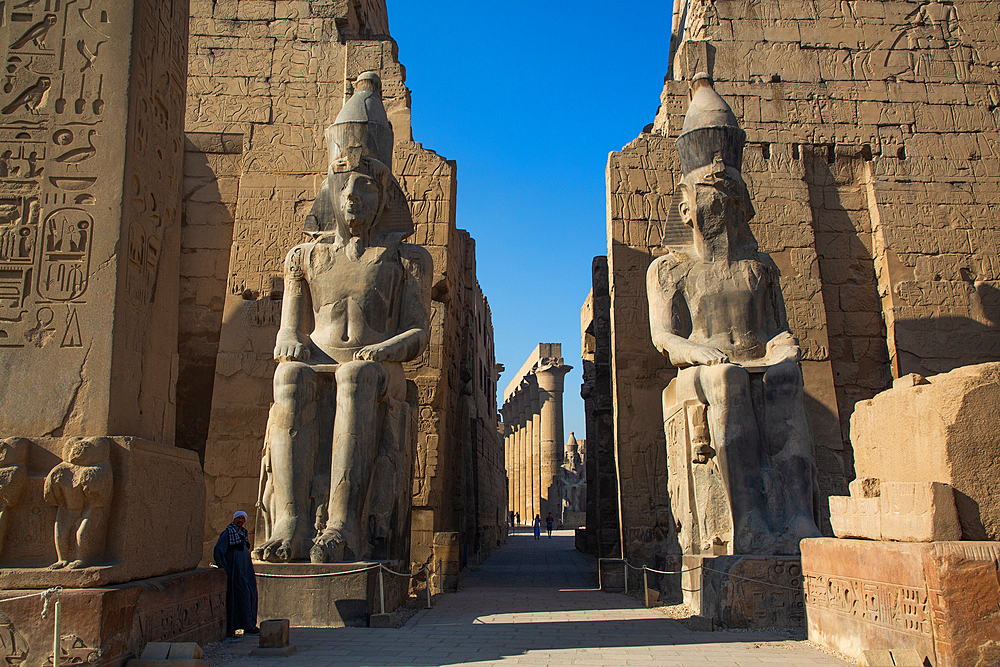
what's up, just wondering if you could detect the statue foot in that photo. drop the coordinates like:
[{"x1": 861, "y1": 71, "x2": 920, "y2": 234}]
[
  {"x1": 67, "y1": 559, "x2": 86, "y2": 570},
  {"x1": 311, "y1": 528, "x2": 347, "y2": 563},
  {"x1": 785, "y1": 514, "x2": 822, "y2": 543},
  {"x1": 48, "y1": 560, "x2": 69, "y2": 570},
  {"x1": 256, "y1": 518, "x2": 307, "y2": 562}
]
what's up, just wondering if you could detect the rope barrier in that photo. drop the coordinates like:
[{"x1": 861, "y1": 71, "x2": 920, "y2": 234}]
[
  {"x1": 0, "y1": 587, "x2": 62, "y2": 620},
  {"x1": 600, "y1": 558, "x2": 804, "y2": 596},
  {"x1": 254, "y1": 564, "x2": 380, "y2": 579}
]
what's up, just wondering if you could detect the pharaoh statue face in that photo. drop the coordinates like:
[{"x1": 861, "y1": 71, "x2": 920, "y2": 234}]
[
  {"x1": 678, "y1": 160, "x2": 754, "y2": 246},
  {"x1": 338, "y1": 171, "x2": 381, "y2": 235}
]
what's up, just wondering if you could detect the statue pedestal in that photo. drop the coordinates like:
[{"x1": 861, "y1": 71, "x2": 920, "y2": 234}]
[
  {"x1": 0, "y1": 568, "x2": 225, "y2": 667},
  {"x1": 680, "y1": 554, "x2": 805, "y2": 629},
  {"x1": 255, "y1": 562, "x2": 409, "y2": 628},
  {"x1": 802, "y1": 538, "x2": 1000, "y2": 667},
  {"x1": 0, "y1": 437, "x2": 205, "y2": 589}
]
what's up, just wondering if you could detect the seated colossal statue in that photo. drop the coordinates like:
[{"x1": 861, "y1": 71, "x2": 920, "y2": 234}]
[
  {"x1": 647, "y1": 74, "x2": 821, "y2": 556},
  {"x1": 254, "y1": 72, "x2": 431, "y2": 564}
]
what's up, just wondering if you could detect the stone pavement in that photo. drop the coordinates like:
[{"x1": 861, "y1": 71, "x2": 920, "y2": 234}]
[{"x1": 205, "y1": 529, "x2": 851, "y2": 666}]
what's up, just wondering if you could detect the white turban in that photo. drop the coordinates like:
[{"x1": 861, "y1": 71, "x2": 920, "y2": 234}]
[{"x1": 233, "y1": 510, "x2": 248, "y2": 521}]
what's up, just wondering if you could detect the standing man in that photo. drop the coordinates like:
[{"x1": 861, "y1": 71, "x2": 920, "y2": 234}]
[
  {"x1": 214, "y1": 510, "x2": 259, "y2": 638},
  {"x1": 545, "y1": 512, "x2": 554, "y2": 538}
]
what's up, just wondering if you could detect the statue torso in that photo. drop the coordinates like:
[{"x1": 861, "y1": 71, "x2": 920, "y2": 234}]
[
  {"x1": 303, "y1": 241, "x2": 405, "y2": 362},
  {"x1": 684, "y1": 257, "x2": 772, "y2": 362}
]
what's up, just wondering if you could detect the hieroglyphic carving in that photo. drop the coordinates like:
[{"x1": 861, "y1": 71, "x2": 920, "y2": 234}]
[
  {"x1": 804, "y1": 573, "x2": 932, "y2": 636},
  {"x1": 0, "y1": 610, "x2": 28, "y2": 665},
  {"x1": 138, "y1": 590, "x2": 226, "y2": 645},
  {"x1": 721, "y1": 558, "x2": 805, "y2": 628}
]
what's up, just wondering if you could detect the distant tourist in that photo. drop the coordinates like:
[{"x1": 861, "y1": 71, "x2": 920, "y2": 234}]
[
  {"x1": 532, "y1": 514, "x2": 541, "y2": 540},
  {"x1": 545, "y1": 512, "x2": 554, "y2": 538},
  {"x1": 515, "y1": 511, "x2": 520, "y2": 525},
  {"x1": 213, "y1": 510, "x2": 259, "y2": 638}
]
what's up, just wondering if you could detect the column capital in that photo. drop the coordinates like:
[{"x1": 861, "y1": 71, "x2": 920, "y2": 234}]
[{"x1": 534, "y1": 363, "x2": 573, "y2": 393}]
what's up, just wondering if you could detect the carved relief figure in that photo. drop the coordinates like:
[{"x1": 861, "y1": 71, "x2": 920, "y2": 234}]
[
  {"x1": 0, "y1": 611, "x2": 27, "y2": 665},
  {"x1": 43, "y1": 437, "x2": 113, "y2": 569},
  {"x1": 0, "y1": 439, "x2": 27, "y2": 558},
  {"x1": 647, "y1": 75, "x2": 820, "y2": 556},
  {"x1": 255, "y1": 72, "x2": 431, "y2": 564}
]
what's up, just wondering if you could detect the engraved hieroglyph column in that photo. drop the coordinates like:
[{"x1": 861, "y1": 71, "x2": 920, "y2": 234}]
[
  {"x1": 0, "y1": 0, "x2": 187, "y2": 441},
  {"x1": 536, "y1": 361, "x2": 572, "y2": 520},
  {"x1": 518, "y1": 384, "x2": 531, "y2": 522}
]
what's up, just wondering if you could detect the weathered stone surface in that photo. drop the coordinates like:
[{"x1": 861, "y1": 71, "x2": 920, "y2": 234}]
[
  {"x1": 681, "y1": 554, "x2": 806, "y2": 629},
  {"x1": 501, "y1": 344, "x2": 572, "y2": 523},
  {"x1": 803, "y1": 538, "x2": 1000, "y2": 667},
  {"x1": 254, "y1": 562, "x2": 407, "y2": 628},
  {"x1": 0, "y1": 437, "x2": 204, "y2": 589},
  {"x1": 850, "y1": 362, "x2": 1000, "y2": 541},
  {"x1": 0, "y1": 568, "x2": 225, "y2": 667},
  {"x1": 829, "y1": 479, "x2": 961, "y2": 542}
]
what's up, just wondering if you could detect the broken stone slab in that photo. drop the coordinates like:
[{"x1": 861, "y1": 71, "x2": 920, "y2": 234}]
[
  {"x1": 850, "y1": 362, "x2": 1000, "y2": 541},
  {"x1": 828, "y1": 479, "x2": 960, "y2": 542},
  {"x1": 257, "y1": 619, "x2": 290, "y2": 648},
  {"x1": 802, "y1": 538, "x2": 1000, "y2": 667}
]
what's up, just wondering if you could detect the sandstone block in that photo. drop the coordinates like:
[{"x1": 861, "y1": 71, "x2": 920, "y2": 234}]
[
  {"x1": 258, "y1": 619, "x2": 289, "y2": 648},
  {"x1": 850, "y1": 362, "x2": 1000, "y2": 540},
  {"x1": 829, "y1": 479, "x2": 960, "y2": 542},
  {"x1": 802, "y1": 538, "x2": 1000, "y2": 667}
]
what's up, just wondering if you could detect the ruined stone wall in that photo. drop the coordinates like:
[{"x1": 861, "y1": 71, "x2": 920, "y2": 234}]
[
  {"x1": 608, "y1": 0, "x2": 1000, "y2": 562},
  {"x1": 183, "y1": 1, "x2": 500, "y2": 571}
]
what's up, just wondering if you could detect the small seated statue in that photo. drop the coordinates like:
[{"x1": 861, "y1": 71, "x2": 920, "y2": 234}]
[
  {"x1": 255, "y1": 72, "x2": 431, "y2": 564},
  {"x1": 647, "y1": 74, "x2": 821, "y2": 555}
]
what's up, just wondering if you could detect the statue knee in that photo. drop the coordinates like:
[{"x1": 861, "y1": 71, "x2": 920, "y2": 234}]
[
  {"x1": 335, "y1": 360, "x2": 384, "y2": 393},
  {"x1": 763, "y1": 360, "x2": 802, "y2": 391},
  {"x1": 273, "y1": 362, "x2": 315, "y2": 404},
  {"x1": 704, "y1": 363, "x2": 751, "y2": 402}
]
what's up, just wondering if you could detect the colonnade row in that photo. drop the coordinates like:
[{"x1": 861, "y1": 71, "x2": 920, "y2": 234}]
[{"x1": 500, "y1": 344, "x2": 572, "y2": 524}]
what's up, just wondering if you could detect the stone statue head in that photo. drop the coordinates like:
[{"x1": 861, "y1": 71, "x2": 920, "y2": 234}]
[
  {"x1": 305, "y1": 72, "x2": 414, "y2": 240},
  {"x1": 675, "y1": 74, "x2": 757, "y2": 257},
  {"x1": 62, "y1": 436, "x2": 111, "y2": 466},
  {"x1": 0, "y1": 438, "x2": 28, "y2": 465}
]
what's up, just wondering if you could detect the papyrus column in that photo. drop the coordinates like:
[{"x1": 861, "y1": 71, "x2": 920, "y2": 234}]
[
  {"x1": 516, "y1": 388, "x2": 529, "y2": 522},
  {"x1": 536, "y1": 362, "x2": 572, "y2": 519},
  {"x1": 526, "y1": 376, "x2": 539, "y2": 522}
]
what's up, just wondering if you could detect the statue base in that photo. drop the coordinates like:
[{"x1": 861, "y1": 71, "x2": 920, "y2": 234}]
[
  {"x1": 0, "y1": 567, "x2": 225, "y2": 667},
  {"x1": 255, "y1": 561, "x2": 409, "y2": 628},
  {"x1": 680, "y1": 554, "x2": 805, "y2": 629},
  {"x1": 802, "y1": 538, "x2": 1000, "y2": 667},
  {"x1": 0, "y1": 436, "x2": 204, "y2": 589}
]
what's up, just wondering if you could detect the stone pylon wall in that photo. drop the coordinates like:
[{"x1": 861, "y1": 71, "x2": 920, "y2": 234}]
[
  {"x1": 501, "y1": 344, "x2": 572, "y2": 524},
  {"x1": 607, "y1": 0, "x2": 1000, "y2": 562},
  {"x1": 182, "y1": 0, "x2": 504, "y2": 571}
]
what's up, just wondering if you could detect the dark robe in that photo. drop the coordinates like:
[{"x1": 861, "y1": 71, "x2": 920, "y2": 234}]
[{"x1": 214, "y1": 527, "x2": 258, "y2": 636}]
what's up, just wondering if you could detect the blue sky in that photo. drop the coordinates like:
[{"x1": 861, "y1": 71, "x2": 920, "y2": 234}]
[{"x1": 386, "y1": 2, "x2": 675, "y2": 438}]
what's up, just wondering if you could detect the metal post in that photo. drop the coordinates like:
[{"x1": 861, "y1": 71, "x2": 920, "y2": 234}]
[
  {"x1": 52, "y1": 597, "x2": 61, "y2": 667},
  {"x1": 624, "y1": 561, "x2": 628, "y2": 595},
  {"x1": 378, "y1": 566, "x2": 386, "y2": 615},
  {"x1": 643, "y1": 567, "x2": 650, "y2": 608},
  {"x1": 425, "y1": 568, "x2": 432, "y2": 609}
]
